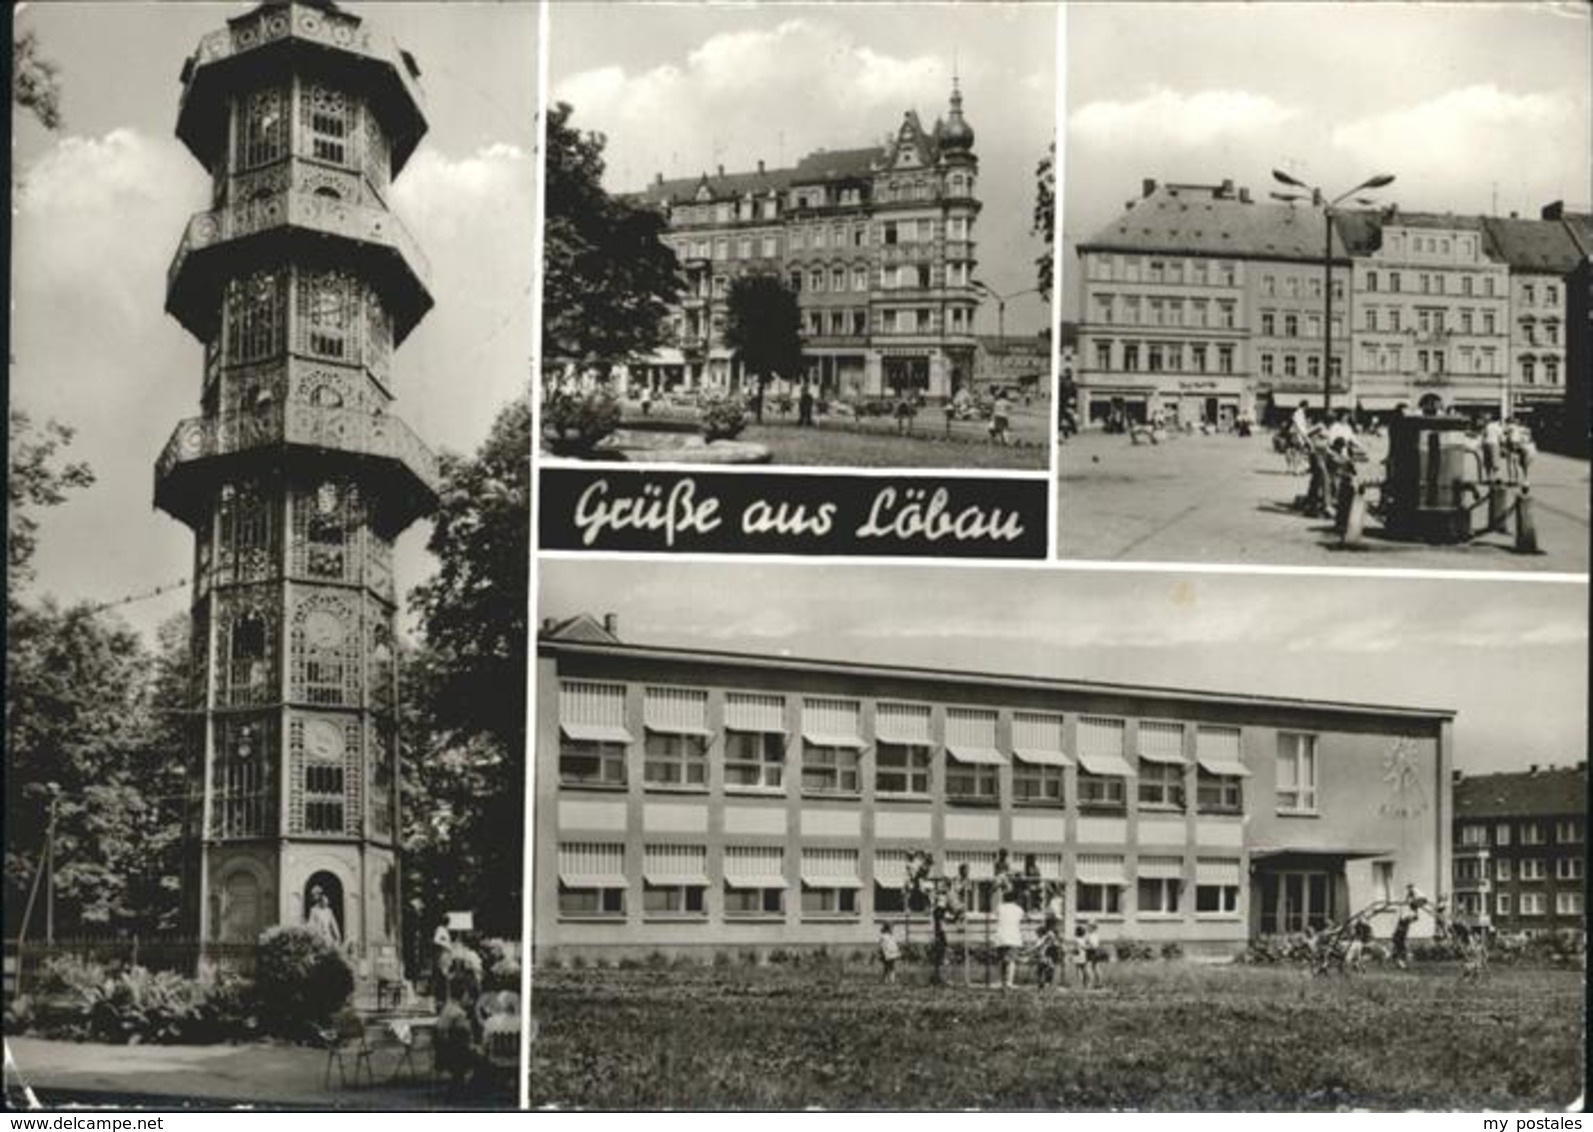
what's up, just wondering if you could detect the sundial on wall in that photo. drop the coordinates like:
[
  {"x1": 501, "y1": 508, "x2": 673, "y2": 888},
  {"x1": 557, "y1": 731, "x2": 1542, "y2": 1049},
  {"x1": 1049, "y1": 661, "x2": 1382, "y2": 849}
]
[{"x1": 1379, "y1": 737, "x2": 1428, "y2": 819}]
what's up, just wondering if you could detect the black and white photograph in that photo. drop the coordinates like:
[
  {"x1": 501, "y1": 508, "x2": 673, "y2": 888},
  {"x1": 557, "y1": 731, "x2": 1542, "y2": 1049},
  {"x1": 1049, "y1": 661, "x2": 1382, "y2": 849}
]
[
  {"x1": 539, "y1": 2, "x2": 1058, "y2": 469},
  {"x1": 7, "y1": 1, "x2": 533, "y2": 1108},
  {"x1": 1057, "y1": 2, "x2": 1590, "y2": 571},
  {"x1": 530, "y1": 559, "x2": 1585, "y2": 1109}
]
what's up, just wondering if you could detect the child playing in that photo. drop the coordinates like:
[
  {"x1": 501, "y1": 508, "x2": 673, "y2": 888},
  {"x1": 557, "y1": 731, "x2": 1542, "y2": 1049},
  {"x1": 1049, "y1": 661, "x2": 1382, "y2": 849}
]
[
  {"x1": 878, "y1": 923, "x2": 901, "y2": 984},
  {"x1": 1033, "y1": 922, "x2": 1063, "y2": 991},
  {"x1": 1082, "y1": 920, "x2": 1104, "y2": 989}
]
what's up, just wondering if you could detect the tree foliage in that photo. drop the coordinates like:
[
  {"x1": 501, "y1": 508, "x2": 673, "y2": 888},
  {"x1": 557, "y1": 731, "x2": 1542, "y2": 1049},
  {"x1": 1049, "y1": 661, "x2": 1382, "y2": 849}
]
[
  {"x1": 404, "y1": 395, "x2": 530, "y2": 939},
  {"x1": 1033, "y1": 140, "x2": 1055, "y2": 301},
  {"x1": 5, "y1": 603, "x2": 187, "y2": 936},
  {"x1": 542, "y1": 102, "x2": 682, "y2": 369},
  {"x1": 723, "y1": 273, "x2": 804, "y2": 422},
  {"x1": 12, "y1": 28, "x2": 62, "y2": 131},
  {"x1": 9, "y1": 409, "x2": 94, "y2": 603}
]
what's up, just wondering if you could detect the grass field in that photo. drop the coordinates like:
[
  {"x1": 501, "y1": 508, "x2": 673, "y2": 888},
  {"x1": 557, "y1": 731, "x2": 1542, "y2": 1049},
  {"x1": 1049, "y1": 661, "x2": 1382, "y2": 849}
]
[
  {"x1": 734, "y1": 420, "x2": 1048, "y2": 469},
  {"x1": 527, "y1": 961, "x2": 1585, "y2": 1110}
]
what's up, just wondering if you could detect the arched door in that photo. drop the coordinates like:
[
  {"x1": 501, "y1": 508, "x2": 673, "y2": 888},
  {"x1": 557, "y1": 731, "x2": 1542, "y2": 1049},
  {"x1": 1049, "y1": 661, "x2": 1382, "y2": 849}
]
[{"x1": 303, "y1": 870, "x2": 345, "y2": 943}]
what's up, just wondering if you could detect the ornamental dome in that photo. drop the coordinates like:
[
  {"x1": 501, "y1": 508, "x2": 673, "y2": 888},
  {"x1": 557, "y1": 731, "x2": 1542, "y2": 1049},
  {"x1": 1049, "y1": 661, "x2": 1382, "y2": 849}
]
[{"x1": 940, "y1": 79, "x2": 974, "y2": 151}]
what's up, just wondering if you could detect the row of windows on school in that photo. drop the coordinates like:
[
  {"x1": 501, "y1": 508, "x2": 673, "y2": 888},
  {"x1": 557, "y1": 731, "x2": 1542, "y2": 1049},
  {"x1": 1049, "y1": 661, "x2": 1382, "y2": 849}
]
[
  {"x1": 1457, "y1": 818, "x2": 1583, "y2": 849},
  {"x1": 1454, "y1": 855, "x2": 1583, "y2": 884},
  {"x1": 553, "y1": 681, "x2": 1348, "y2": 816},
  {"x1": 554, "y1": 843, "x2": 1247, "y2": 921},
  {"x1": 1453, "y1": 889, "x2": 1584, "y2": 919}
]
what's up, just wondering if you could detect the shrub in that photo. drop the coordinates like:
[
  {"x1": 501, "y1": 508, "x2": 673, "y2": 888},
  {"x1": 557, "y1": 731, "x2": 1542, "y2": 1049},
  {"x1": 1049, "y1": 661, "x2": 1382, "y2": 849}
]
[
  {"x1": 644, "y1": 950, "x2": 670, "y2": 970},
  {"x1": 1160, "y1": 941, "x2": 1185, "y2": 961},
  {"x1": 699, "y1": 395, "x2": 747, "y2": 441},
  {"x1": 480, "y1": 939, "x2": 522, "y2": 992},
  {"x1": 712, "y1": 950, "x2": 733, "y2": 969},
  {"x1": 541, "y1": 386, "x2": 621, "y2": 455},
  {"x1": 737, "y1": 949, "x2": 761, "y2": 968},
  {"x1": 1112, "y1": 939, "x2": 1156, "y2": 963},
  {"x1": 768, "y1": 948, "x2": 794, "y2": 966},
  {"x1": 539, "y1": 953, "x2": 565, "y2": 973},
  {"x1": 253, "y1": 926, "x2": 354, "y2": 1037}
]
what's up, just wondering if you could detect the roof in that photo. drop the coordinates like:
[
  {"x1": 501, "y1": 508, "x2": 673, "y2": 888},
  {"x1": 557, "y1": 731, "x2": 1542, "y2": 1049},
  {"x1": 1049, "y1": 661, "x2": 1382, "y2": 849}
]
[
  {"x1": 634, "y1": 146, "x2": 887, "y2": 208},
  {"x1": 1454, "y1": 766, "x2": 1587, "y2": 819},
  {"x1": 1078, "y1": 182, "x2": 1349, "y2": 261},
  {"x1": 538, "y1": 633, "x2": 1456, "y2": 724},
  {"x1": 1482, "y1": 217, "x2": 1585, "y2": 273}
]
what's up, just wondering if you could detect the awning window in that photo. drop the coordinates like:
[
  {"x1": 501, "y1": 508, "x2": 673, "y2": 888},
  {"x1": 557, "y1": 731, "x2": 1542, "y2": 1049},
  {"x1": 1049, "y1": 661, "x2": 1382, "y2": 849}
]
[
  {"x1": 725, "y1": 692, "x2": 785, "y2": 733},
  {"x1": 724, "y1": 846, "x2": 786, "y2": 888},
  {"x1": 644, "y1": 686, "x2": 709, "y2": 735},
  {"x1": 1075, "y1": 854, "x2": 1127, "y2": 885},
  {"x1": 1137, "y1": 721, "x2": 1187, "y2": 764},
  {"x1": 801, "y1": 848, "x2": 861, "y2": 889},
  {"x1": 1196, "y1": 752, "x2": 1253, "y2": 778},
  {"x1": 1137, "y1": 856, "x2": 1185, "y2": 880},
  {"x1": 801, "y1": 730, "x2": 867, "y2": 750},
  {"x1": 724, "y1": 874, "x2": 788, "y2": 889},
  {"x1": 1077, "y1": 751, "x2": 1137, "y2": 777},
  {"x1": 560, "y1": 722, "x2": 634, "y2": 744},
  {"x1": 947, "y1": 745, "x2": 1006, "y2": 766},
  {"x1": 1196, "y1": 858, "x2": 1242, "y2": 886},
  {"x1": 1013, "y1": 748, "x2": 1072, "y2": 767},
  {"x1": 643, "y1": 845, "x2": 707, "y2": 887}
]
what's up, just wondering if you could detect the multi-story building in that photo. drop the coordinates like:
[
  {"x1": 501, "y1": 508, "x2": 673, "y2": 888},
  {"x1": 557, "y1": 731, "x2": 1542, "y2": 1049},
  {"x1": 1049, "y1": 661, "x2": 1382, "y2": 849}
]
[
  {"x1": 1452, "y1": 764, "x2": 1586, "y2": 934},
  {"x1": 533, "y1": 615, "x2": 1453, "y2": 960},
  {"x1": 1338, "y1": 211, "x2": 1511, "y2": 414},
  {"x1": 628, "y1": 83, "x2": 981, "y2": 402},
  {"x1": 972, "y1": 334, "x2": 1048, "y2": 397},
  {"x1": 1481, "y1": 213, "x2": 1581, "y2": 417}
]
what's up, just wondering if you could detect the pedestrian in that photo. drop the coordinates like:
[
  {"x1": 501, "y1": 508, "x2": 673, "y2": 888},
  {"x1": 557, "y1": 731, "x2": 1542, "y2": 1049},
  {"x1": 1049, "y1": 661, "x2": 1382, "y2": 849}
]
[
  {"x1": 1392, "y1": 882, "x2": 1428, "y2": 969},
  {"x1": 1343, "y1": 919, "x2": 1372, "y2": 974},
  {"x1": 894, "y1": 392, "x2": 915, "y2": 435},
  {"x1": 1481, "y1": 416, "x2": 1503, "y2": 480},
  {"x1": 995, "y1": 892, "x2": 1025, "y2": 989},
  {"x1": 799, "y1": 381, "x2": 814, "y2": 427},
  {"x1": 929, "y1": 884, "x2": 952, "y2": 986},
  {"x1": 1033, "y1": 921, "x2": 1063, "y2": 991},
  {"x1": 877, "y1": 923, "x2": 901, "y2": 984},
  {"x1": 433, "y1": 916, "x2": 454, "y2": 1001},
  {"x1": 1505, "y1": 416, "x2": 1536, "y2": 485},
  {"x1": 943, "y1": 398, "x2": 956, "y2": 438},
  {"x1": 990, "y1": 390, "x2": 1012, "y2": 445}
]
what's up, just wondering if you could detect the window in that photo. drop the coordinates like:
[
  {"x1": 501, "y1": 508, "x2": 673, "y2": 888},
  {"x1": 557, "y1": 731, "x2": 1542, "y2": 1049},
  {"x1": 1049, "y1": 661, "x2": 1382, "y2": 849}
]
[
  {"x1": 1521, "y1": 823, "x2": 1545, "y2": 846},
  {"x1": 226, "y1": 269, "x2": 287, "y2": 364},
  {"x1": 1123, "y1": 344, "x2": 1139, "y2": 372},
  {"x1": 1276, "y1": 733, "x2": 1318, "y2": 813},
  {"x1": 1520, "y1": 892, "x2": 1546, "y2": 917},
  {"x1": 1459, "y1": 824, "x2": 1487, "y2": 847},
  {"x1": 1261, "y1": 312, "x2": 1275, "y2": 336},
  {"x1": 853, "y1": 267, "x2": 869, "y2": 292},
  {"x1": 1077, "y1": 717, "x2": 1130, "y2": 809},
  {"x1": 724, "y1": 846, "x2": 785, "y2": 916},
  {"x1": 1196, "y1": 883, "x2": 1240, "y2": 914},
  {"x1": 1218, "y1": 346, "x2": 1234, "y2": 374},
  {"x1": 299, "y1": 271, "x2": 356, "y2": 360},
  {"x1": 1495, "y1": 858, "x2": 1512, "y2": 881},
  {"x1": 559, "y1": 681, "x2": 631, "y2": 786},
  {"x1": 1284, "y1": 314, "x2": 1299, "y2": 338},
  {"x1": 801, "y1": 849, "x2": 861, "y2": 917},
  {"x1": 1195, "y1": 727, "x2": 1246, "y2": 813},
  {"x1": 1137, "y1": 859, "x2": 1183, "y2": 915},
  {"x1": 1556, "y1": 892, "x2": 1583, "y2": 916},
  {"x1": 874, "y1": 703, "x2": 931, "y2": 794},
  {"x1": 1076, "y1": 855, "x2": 1126, "y2": 915},
  {"x1": 642, "y1": 845, "x2": 707, "y2": 916},
  {"x1": 1012, "y1": 712, "x2": 1067, "y2": 804},
  {"x1": 1191, "y1": 344, "x2": 1208, "y2": 373},
  {"x1": 558, "y1": 843, "x2": 626, "y2": 917},
  {"x1": 1137, "y1": 721, "x2": 1186, "y2": 808},
  {"x1": 1095, "y1": 342, "x2": 1112, "y2": 370},
  {"x1": 644, "y1": 731, "x2": 707, "y2": 787},
  {"x1": 1495, "y1": 823, "x2": 1511, "y2": 846},
  {"x1": 1520, "y1": 858, "x2": 1546, "y2": 881},
  {"x1": 945, "y1": 708, "x2": 1002, "y2": 803},
  {"x1": 1556, "y1": 820, "x2": 1581, "y2": 844},
  {"x1": 725, "y1": 730, "x2": 784, "y2": 789},
  {"x1": 1497, "y1": 892, "x2": 1512, "y2": 916},
  {"x1": 801, "y1": 698, "x2": 862, "y2": 794},
  {"x1": 1556, "y1": 857, "x2": 1582, "y2": 881},
  {"x1": 1455, "y1": 857, "x2": 1482, "y2": 882},
  {"x1": 762, "y1": 235, "x2": 778, "y2": 257},
  {"x1": 1218, "y1": 301, "x2": 1236, "y2": 329}
]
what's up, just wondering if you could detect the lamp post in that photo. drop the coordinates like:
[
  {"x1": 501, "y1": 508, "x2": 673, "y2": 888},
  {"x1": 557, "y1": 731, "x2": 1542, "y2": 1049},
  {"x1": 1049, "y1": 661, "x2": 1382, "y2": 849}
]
[
  {"x1": 972, "y1": 280, "x2": 1042, "y2": 341},
  {"x1": 1271, "y1": 171, "x2": 1395, "y2": 417}
]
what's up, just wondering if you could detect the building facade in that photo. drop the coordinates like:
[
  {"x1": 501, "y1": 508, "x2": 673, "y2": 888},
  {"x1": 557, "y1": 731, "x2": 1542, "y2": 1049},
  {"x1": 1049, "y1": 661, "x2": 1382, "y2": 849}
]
[
  {"x1": 153, "y1": 0, "x2": 437, "y2": 977},
  {"x1": 533, "y1": 617, "x2": 1453, "y2": 959},
  {"x1": 972, "y1": 334, "x2": 1049, "y2": 396},
  {"x1": 1076, "y1": 180, "x2": 1588, "y2": 427},
  {"x1": 628, "y1": 83, "x2": 982, "y2": 402},
  {"x1": 1452, "y1": 764, "x2": 1587, "y2": 934}
]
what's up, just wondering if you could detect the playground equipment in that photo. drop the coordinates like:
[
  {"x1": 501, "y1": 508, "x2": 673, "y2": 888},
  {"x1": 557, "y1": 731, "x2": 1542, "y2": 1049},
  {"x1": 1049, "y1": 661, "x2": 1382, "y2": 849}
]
[{"x1": 896, "y1": 850, "x2": 1057, "y2": 988}]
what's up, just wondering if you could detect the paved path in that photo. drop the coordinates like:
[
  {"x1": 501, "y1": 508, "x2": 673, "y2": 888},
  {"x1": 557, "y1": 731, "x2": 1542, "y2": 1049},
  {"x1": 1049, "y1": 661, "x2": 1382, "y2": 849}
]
[
  {"x1": 4, "y1": 1036, "x2": 511, "y2": 1110},
  {"x1": 1058, "y1": 429, "x2": 1589, "y2": 572}
]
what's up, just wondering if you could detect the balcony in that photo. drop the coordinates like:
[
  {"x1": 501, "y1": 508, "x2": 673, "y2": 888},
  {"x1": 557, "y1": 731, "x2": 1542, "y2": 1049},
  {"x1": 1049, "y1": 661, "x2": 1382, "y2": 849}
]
[
  {"x1": 154, "y1": 403, "x2": 438, "y2": 533},
  {"x1": 166, "y1": 190, "x2": 433, "y2": 345},
  {"x1": 177, "y1": 1, "x2": 428, "y2": 173}
]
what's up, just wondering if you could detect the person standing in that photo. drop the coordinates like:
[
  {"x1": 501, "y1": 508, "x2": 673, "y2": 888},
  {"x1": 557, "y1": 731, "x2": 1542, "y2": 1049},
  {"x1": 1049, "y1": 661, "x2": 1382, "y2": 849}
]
[
  {"x1": 877, "y1": 923, "x2": 901, "y2": 984},
  {"x1": 305, "y1": 887, "x2": 341, "y2": 946},
  {"x1": 995, "y1": 893, "x2": 1025, "y2": 989},
  {"x1": 990, "y1": 390, "x2": 1013, "y2": 445},
  {"x1": 798, "y1": 381, "x2": 814, "y2": 427},
  {"x1": 1392, "y1": 882, "x2": 1428, "y2": 970},
  {"x1": 929, "y1": 885, "x2": 952, "y2": 986},
  {"x1": 433, "y1": 917, "x2": 454, "y2": 1001}
]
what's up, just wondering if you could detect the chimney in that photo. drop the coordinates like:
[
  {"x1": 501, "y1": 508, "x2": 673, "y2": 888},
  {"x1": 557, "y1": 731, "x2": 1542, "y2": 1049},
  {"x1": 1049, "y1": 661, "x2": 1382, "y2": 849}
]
[
  {"x1": 717, "y1": 163, "x2": 724, "y2": 178},
  {"x1": 1142, "y1": 178, "x2": 1157, "y2": 199},
  {"x1": 1510, "y1": 211, "x2": 1519, "y2": 220},
  {"x1": 1529, "y1": 763, "x2": 1540, "y2": 775},
  {"x1": 540, "y1": 617, "x2": 556, "y2": 633},
  {"x1": 1453, "y1": 769, "x2": 1464, "y2": 782},
  {"x1": 1542, "y1": 200, "x2": 1565, "y2": 220},
  {"x1": 1238, "y1": 187, "x2": 1252, "y2": 204},
  {"x1": 757, "y1": 159, "x2": 765, "y2": 174},
  {"x1": 655, "y1": 172, "x2": 663, "y2": 186},
  {"x1": 1219, "y1": 178, "x2": 1235, "y2": 199},
  {"x1": 603, "y1": 612, "x2": 619, "y2": 637}
]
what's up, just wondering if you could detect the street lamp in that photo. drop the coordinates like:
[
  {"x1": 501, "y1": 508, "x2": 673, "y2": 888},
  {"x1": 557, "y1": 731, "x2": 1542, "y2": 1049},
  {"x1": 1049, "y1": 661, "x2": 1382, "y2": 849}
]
[
  {"x1": 1271, "y1": 170, "x2": 1395, "y2": 417},
  {"x1": 972, "y1": 280, "x2": 1042, "y2": 341}
]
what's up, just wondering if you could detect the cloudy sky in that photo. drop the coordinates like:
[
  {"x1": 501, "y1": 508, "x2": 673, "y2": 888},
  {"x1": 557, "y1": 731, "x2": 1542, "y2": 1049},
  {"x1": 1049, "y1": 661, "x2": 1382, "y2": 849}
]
[
  {"x1": 1062, "y1": 2, "x2": 1593, "y2": 315},
  {"x1": 11, "y1": 1, "x2": 536, "y2": 640},
  {"x1": 541, "y1": 559, "x2": 1587, "y2": 775},
  {"x1": 549, "y1": 2, "x2": 1057, "y2": 336}
]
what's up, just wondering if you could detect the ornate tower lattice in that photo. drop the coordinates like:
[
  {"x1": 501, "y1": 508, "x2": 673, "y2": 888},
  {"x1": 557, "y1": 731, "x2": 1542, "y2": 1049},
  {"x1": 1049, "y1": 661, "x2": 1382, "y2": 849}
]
[{"x1": 154, "y1": 0, "x2": 436, "y2": 971}]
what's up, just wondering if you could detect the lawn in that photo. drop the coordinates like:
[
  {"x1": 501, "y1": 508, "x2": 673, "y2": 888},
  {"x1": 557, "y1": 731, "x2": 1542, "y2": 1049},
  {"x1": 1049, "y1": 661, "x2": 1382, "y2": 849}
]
[{"x1": 526, "y1": 960, "x2": 1584, "y2": 1110}]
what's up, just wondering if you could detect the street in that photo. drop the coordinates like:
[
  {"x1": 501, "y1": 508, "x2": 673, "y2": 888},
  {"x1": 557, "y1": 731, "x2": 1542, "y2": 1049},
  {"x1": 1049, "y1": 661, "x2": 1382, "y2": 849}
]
[{"x1": 1058, "y1": 428, "x2": 1589, "y2": 572}]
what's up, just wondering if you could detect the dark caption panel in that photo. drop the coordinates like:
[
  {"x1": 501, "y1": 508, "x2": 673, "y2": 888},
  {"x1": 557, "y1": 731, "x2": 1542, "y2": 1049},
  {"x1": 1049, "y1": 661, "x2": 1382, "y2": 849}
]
[{"x1": 539, "y1": 469, "x2": 1049, "y2": 558}]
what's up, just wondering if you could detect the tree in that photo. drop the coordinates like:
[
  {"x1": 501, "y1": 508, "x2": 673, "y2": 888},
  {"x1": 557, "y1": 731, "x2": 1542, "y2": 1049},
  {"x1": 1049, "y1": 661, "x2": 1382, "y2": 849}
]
[
  {"x1": 723, "y1": 273, "x2": 804, "y2": 423},
  {"x1": 5, "y1": 602, "x2": 185, "y2": 936},
  {"x1": 8, "y1": 409, "x2": 94, "y2": 605},
  {"x1": 404, "y1": 395, "x2": 530, "y2": 940},
  {"x1": 1033, "y1": 139, "x2": 1055, "y2": 301},
  {"x1": 542, "y1": 102, "x2": 682, "y2": 372},
  {"x1": 12, "y1": 28, "x2": 62, "y2": 131}
]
